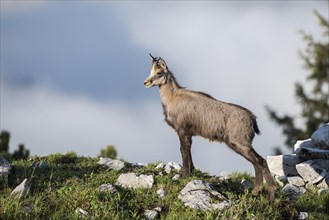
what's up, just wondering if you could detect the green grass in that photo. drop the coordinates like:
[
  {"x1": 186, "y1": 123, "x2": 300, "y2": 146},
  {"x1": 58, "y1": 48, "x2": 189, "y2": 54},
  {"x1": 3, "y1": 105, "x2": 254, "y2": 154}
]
[{"x1": 1, "y1": 153, "x2": 328, "y2": 219}]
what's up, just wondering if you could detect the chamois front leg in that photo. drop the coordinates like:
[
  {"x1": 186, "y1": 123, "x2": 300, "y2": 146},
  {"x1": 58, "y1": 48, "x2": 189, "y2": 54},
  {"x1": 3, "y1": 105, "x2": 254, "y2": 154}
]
[{"x1": 178, "y1": 133, "x2": 194, "y2": 177}]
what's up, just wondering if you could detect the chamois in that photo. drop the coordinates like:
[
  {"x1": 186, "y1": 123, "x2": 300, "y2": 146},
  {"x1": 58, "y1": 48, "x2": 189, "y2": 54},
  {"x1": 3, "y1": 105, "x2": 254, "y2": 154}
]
[{"x1": 144, "y1": 54, "x2": 277, "y2": 200}]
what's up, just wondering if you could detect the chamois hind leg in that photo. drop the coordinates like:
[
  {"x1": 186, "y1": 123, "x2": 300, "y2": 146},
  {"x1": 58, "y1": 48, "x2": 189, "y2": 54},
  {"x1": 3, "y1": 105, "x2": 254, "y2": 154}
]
[
  {"x1": 228, "y1": 142, "x2": 277, "y2": 200},
  {"x1": 178, "y1": 132, "x2": 194, "y2": 177}
]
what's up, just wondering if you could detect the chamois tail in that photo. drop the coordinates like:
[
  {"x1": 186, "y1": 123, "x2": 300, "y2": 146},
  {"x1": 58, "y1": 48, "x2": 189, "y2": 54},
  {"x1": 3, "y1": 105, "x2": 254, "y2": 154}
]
[{"x1": 253, "y1": 118, "x2": 261, "y2": 135}]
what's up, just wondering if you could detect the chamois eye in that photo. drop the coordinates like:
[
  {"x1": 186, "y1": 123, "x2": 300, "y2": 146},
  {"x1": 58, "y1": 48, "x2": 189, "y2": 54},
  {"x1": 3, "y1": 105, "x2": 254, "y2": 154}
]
[{"x1": 157, "y1": 72, "x2": 162, "y2": 76}]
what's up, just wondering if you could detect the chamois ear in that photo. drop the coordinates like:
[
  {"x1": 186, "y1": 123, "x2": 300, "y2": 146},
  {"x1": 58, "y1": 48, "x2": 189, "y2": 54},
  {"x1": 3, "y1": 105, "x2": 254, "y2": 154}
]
[{"x1": 158, "y1": 57, "x2": 168, "y2": 71}]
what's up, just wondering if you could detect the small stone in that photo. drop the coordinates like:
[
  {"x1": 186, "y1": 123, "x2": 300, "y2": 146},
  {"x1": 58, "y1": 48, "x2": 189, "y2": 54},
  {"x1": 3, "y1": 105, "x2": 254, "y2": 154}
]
[
  {"x1": 0, "y1": 156, "x2": 11, "y2": 184},
  {"x1": 11, "y1": 178, "x2": 29, "y2": 198},
  {"x1": 117, "y1": 173, "x2": 154, "y2": 189},
  {"x1": 98, "y1": 183, "x2": 117, "y2": 193},
  {"x1": 281, "y1": 184, "x2": 306, "y2": 200},
  {"x1": 287, "y1": 176, "x2": 305, "y2": 187},
  {"x1": 132, "y1": 162, "x2": 148, "y2": 167},
  {"x1": 297, "y1": 211, "x2": 308, "y2": 220},
  {"x1": 38, "y1": 161, "x2": 48, "y2": 168},
  {"x1": 155, "y1": 163, "x2": 165, "y2": 169},
  {"x1": 75, "y1": 207, "x2": 88, "y2": 218},
  {"x1": 97, "y1": 157, "x2": 126, "y2": 171},
  {"x1": 172, "y1": 174, "x2": 180, "y2": 181},
  {"x1": 144, "y1": 209, "x2": 158, "y2": 220},
  {"x1": 164, "y1": 161, "x2": 182, "y2": 174},
  {"x1": 241, "y1": 179, "x2": 252, "y2": 189},
  {"x1": 157, "y1": 188, "x2": 165, "y2": 198}
]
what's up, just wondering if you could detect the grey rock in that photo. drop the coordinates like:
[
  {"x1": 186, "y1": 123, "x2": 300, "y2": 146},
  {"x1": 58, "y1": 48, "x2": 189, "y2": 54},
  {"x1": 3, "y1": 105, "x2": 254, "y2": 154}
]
[
  {"x1": 38, "y1": 161, "x2": 48, "y2": 168},
  {"x1": 172, "y1": 174, "x2": 180, "y2": 181},
  {"x1": 178, "y1": 180, "x2": 230, "y2": 211},
  {"x1": 164, "y1": 161, "x2": 182, "y2": 174},
  {"x1": 11, "y1": 178, "x2": 29, "y2": 198},
  {"x1": 267, "y1": 155, "x2": 300, "y2": 176},
  {"x1": 144, "y1": 208, "x2": 161, "y2": 220},
  {"x1": 156, "y1": 188, "x2": 165, "y2": 198},
  {"x1": 144, "y1": 210, "x2": 158, "y2": 220},
  {"x1": 287, "y1": 176, "x2": 305, "y2": 187},
  {"x1": 117, "y1": 173, "x2": 154, "y2": 189},
  {"x1": 98, "y1": 183, "x2": 117, "y2": 193},
  {"x1": 241, "y1": 179, "x2": 252, "y2": 189},
  {"x1": 132, "y1": 162, "x2": 148, "y2": 167},
  {"x1": 296, "y1": 160, "x2": 326, "y2": 184},
  {"x1": 316, "y1": 175, "x2": 329, "y2": 189},
  {"x1": 295, "y1": 139, "x2": 329, "y2": 159},
  {"x1": 294, "y1": 139, "x2": 315, "y2": 154},
  {"x1": 281, "y1": 184, "x2": 306, "y2": 200},
  {"x1": 75, "y1": 207, "x2": 88, "y2": 218},
  {"x1": 97, "y1": 157, "x2": 126, "y2": 171},
  {"x1": 0, "y1": 156, "x2": 11, "y2": 184},
  {"x1": 155, "y1": 163, "x2": 165, "y2": 169},
  {"x1": 311, "y1": 123, "x2": 329, "y2": 149},
  {"x1": 297, "y1": 212, "x2": 308, "y2": 220}
]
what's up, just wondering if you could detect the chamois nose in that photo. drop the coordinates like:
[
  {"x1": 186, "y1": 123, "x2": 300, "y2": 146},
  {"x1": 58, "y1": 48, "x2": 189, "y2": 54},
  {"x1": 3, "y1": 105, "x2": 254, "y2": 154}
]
[{"x1": 143, "y1": 80, "x2": 148, "y2": 86}]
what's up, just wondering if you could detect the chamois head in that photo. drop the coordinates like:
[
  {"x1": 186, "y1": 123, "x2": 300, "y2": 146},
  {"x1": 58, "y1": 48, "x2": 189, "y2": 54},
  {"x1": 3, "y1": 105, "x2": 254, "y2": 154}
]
[{"x1": 144, "y1": 53, "x2": 169, "y2": 88}]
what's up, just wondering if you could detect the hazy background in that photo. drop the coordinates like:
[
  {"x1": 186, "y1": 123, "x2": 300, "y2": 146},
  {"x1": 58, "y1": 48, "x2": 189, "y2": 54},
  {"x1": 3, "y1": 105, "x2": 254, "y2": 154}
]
[{"x1": 1, "y1": 1, "x2": 328, "y2": 175}]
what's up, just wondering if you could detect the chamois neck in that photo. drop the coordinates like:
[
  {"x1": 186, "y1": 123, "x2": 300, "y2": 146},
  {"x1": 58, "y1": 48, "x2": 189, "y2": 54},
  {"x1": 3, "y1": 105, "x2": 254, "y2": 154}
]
[{"x1": 159, "y1": 72, "x2": 181, "y2": 103}]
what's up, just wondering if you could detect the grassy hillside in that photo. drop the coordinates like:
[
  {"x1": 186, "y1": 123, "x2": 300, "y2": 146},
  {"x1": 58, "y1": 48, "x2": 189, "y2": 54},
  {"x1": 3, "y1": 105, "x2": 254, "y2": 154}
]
[{"x1": 1, "y1": 152, "x2": 328, "y2": 219}]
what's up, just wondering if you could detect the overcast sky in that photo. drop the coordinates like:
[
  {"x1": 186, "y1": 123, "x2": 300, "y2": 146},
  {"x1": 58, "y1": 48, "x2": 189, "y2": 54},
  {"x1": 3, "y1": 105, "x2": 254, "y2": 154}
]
[{"x1": 1, "y1": 1, "x2": 328, "y2": 175}]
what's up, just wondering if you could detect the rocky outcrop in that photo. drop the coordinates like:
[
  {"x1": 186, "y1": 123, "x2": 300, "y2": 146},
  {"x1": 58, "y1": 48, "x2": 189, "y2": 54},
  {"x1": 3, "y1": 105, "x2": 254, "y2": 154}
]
[{"x1": 267, "y1": 123, "x2": 329, "y2": 197}]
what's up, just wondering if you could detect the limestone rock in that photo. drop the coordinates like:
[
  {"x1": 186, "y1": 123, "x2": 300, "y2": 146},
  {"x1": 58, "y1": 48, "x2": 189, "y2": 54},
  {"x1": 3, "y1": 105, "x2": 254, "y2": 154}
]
[
  {"x1": 311, "y1": 123, "x2": 329, "y2": 149},
  {"x1": 296, "y1": 160, "x2": 326, "y2": 184},
  {"x1": 38, "y1": 161, "x2": 48, "y2": 168},
  {"x1": 144, "y1": 207, "x2": 161, "y2": 220},
  {"x1": 178, "y1": 180, "x2": 230, "y2": 211},
  {"x1": 156, "y1": 188, "x2": 165, "y2": 198},
  {"x1": 267, "y1": 155, "x2": 300, "y2": 176},
  {"x1": 287, "y1": 176, "x2": 305, "y2": 187},
  {"x1": 172, "y1": 174, "x2": 180, "y2": 181},
  {"x1": 11, "y1": 178, "x2": 29, "y2": 198},
  {"x1": 281, "y1": 184, "x2": 306, "y2": 200},
  {"x1": 297, "y1": 212, "x2": 308, "y2": 220},
  {"x1": 117, "y1": 173, "x2": 154, "y2": 189},
  {"x1": 155, "y1": 163, "x2": 165, "y2": 169},
  {"x1": 0, "y1": 156, "x2": 11, "y2": 184},
  {"x1": 97, "y1": 157, "x2": 126, "y2": 171},
  {"x1": 75, "y1": 207, "x2": 88, "y2": 218},
  {"x1": 164, "y1": 161, "x2": 182, "y2": 174},
  {"x1": 98, "y1": 183, "x2": 117, "y2": 193}
]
